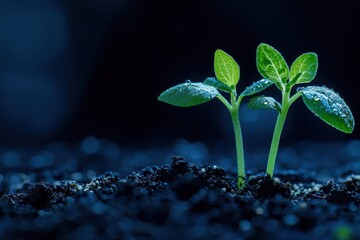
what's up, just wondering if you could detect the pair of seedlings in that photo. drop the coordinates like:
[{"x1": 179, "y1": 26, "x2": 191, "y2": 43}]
[{"x1": 158, "y1": 43, "x2": 355, "y2": 188}]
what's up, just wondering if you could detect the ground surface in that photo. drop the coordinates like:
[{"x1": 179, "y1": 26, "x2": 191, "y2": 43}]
[{"x1": 1, "y1": 138, "x2": 360, "y2": 240}]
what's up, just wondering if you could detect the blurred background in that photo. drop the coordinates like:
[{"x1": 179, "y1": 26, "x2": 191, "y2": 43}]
[{"x1": 0, "y1": 0, "x2": 358, "y2": 151}]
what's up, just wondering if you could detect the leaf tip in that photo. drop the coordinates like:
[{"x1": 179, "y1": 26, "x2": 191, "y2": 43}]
[
  {"x1": 157, "y1": 92, "x2": 165, "y2": 102},
  {"x1": 214, "y1": 49, "x2": 225, "y2": 57},
  {"x1": 306, "y1": 52, "x2": 318, "y2": 62},
  {"x1": 257, "y1": 43, "x2": 268, "y2": 48},
  {"x1": 344, "y1": 116, "x2": 355, "y2": 134}
]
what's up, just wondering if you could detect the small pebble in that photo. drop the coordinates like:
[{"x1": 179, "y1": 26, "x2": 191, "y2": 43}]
[{"x1": 273, "y1": 177, "x2": 280, "y2": 183}]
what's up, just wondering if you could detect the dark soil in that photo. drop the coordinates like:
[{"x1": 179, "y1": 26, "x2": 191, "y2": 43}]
[{"x1": 1, "y1": 139, "x2": 360, "y2": 240}]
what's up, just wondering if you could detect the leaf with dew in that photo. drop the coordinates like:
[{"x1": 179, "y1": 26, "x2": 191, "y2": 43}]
[
  {"x1": 248, "y1": 95, "x2": 282, "y2": 113},
  {"x1": 240, "y1": 79, "x2": 273, "y2": 97},
  {"x1": 158, "y1": 82, "x2": 219, "y2": 107},
  {"x1": 300, "y1": 86, "x2": 354, "y2": 133}
]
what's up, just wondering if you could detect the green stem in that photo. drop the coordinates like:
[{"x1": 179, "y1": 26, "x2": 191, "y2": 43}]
[
  {"x1": 230, "y1": 95, "x2": 245, "y2": 188},
  {"x1": 216, "y1": 94, "x2": 232, "y2": 110},
  {"x1": 217, "y1": 93, "x2": 245, "y2": 188},
  {"x1": 266, "y1": 90, "x2": 290, "y2": 177},
  {"x1": 266, "y1": 88, "x2": 303, "y2": 177},
  {"x1": 289, "y1": 91, "x2": 302, "y2": 105}
]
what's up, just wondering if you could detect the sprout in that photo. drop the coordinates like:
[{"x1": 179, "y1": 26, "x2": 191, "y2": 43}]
[{"x1": 252, "y1": 43, "x2": 354, "y2": 177}]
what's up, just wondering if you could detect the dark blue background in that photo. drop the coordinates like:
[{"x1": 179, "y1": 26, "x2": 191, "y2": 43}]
[{"x1": 0, "y1": 0, "x2": 358, "y2": 148}]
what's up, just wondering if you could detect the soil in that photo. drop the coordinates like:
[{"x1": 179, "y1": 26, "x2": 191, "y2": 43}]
[{"x1": 1, "y1": 139, "x2": 360, "y2": 240}]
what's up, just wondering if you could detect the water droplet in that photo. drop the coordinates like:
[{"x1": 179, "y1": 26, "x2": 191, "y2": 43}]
[
  {"x1": 340, "y1": 113, "x2": 346, "y2": 117},
  {"x1": 185, "y1": 80, "x2": 192, "y2": 86},
  {"x1": 264, "y1": 101, "x2": 269, "y2": 105},
  {"x1": 336, "y1": 103, "x2": 343, "y2": 108},
  {"x1": 313, "y1": 96, "x2": 320, "y2": 101}
]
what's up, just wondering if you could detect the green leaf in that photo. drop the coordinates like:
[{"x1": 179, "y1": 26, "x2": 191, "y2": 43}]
[
  {"x1": 300, "y1": 86, "x2": 354, "y2": 133},
  {"x1": 256, "y1": 43, "x2": 289, "y2": 86},
  {"x1": 289, "y1": 53, "x2": 318, "y2": 84},
  {"x1": 248, "y1": 96, "x2": 282, "y2": 113},
  {"x1": 214, "y1": 49, "x2": 240, "y2": 87},
  {"x1": 158, "y1": 82, "x2": 219, "y2": 107},
  {"x1": 204, "y1": 77, "x2": 236, "y2": 95},
  {"x1": 240, "y1": 79, "x2": 273, "y2": 97}
]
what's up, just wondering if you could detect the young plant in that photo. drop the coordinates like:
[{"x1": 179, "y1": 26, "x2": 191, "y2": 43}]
[
  {"x1": 158, "y1": 50, "x2": 273, "y2": 188},
  {"x1": 250, "y1": 43, "x2": 355, "y2": 177}
]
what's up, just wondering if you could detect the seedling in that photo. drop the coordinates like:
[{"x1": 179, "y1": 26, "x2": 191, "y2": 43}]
[
  {"x1": 250, "y1": 43, "x2": 355, "y2": 177},
  {"x1": 158, "y1": 50, "x2": 272, "y2": 188}
]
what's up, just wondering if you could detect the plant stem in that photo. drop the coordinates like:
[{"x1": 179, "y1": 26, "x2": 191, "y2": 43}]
[
  {"x1": 216, "y1": 94, "x2": 232, "y2": 110},
  {"x1": 266, "y1": 90, "x2": 290, "y2": 177},
  {"x1": 230, "y1": 94, "x2": 245, "y2": 188}
]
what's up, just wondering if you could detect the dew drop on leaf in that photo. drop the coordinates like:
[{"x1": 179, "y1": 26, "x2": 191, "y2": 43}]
[
  {"x1": 185, "y1": 80, "x2": 192, "y2": 86},
  {"x1": 296, "y1": 87, "x2": 305, "y2": 92},
  {"x1": 331, "y1": 103, "x2": 338, "y2": 111}
]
